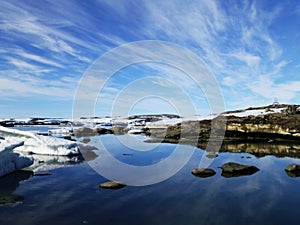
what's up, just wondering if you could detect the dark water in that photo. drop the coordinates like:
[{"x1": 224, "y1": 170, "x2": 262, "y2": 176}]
[{"x1": 1, "y1": 134, "x2": 300, "y2": 225}]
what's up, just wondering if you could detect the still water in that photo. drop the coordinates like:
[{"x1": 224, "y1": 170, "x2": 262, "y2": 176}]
[{"x1": 1, "y1": 134, "x2": 300, "y2": 225}]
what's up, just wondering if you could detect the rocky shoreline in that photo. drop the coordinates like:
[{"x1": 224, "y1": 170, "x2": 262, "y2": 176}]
[
  {"x1": 146, "y1": 105, "x2": 300, "y2": 143},
  {"x1": 145, "y1": 104, "x2": 300, "y2": 155},
  {"x1": 71, "y1": 104, "x2": 300, "y2": 159}
]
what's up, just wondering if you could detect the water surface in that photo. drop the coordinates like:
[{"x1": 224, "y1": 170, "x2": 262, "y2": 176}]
[{"x1": 1, "y1": 134, "x2": 300, "y2": 225}]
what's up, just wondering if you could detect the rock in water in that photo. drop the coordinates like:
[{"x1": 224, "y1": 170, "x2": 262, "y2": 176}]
[
  {"x1": 205, "y1": 153, "x2": 218, "y2": 158},
  {"x1": 221, "y1": 162, "x2": 259, "y2": 178},
  {"x1": 192, "y1": 168, "x2": 216, "y2": 178},
  {"x1": 99, "y1": 181, "x2": 126, "y2": 189},
  {"x1": 285, "y1": 164, "x2": 300, "y2": 178},
  {"x1": 285, "y1": 164, "x2": 300, "y2": 172}
]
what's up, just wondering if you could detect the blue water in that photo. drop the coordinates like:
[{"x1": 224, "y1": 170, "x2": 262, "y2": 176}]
[
  {"x1": 12, "y1": 125, "x2": 58, "y2": 133},
  {"x1": 1, "y1": 134, "x2": 300, "y2": 225}
]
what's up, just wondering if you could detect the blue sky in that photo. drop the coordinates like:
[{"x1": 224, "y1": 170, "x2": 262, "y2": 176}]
[{"x1": 1, "y1": 0, "x2": 300, "y2": 118}]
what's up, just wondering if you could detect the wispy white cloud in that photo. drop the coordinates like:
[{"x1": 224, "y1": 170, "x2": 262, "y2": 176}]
[
  {"x1": 0, "y1": 0, "x2": 299, "y2": 117},
  {"x1": 15, "y1": 50, "x2": 64, "y2": 68},
  {"x1": 247, "y1": 75, "x2": 300, "y2": 103},
  {"x1": 131, "y1": 0, "x2": 295, "y2": 110},
  {"x1": 74, "y1": 0, "x2": 299, "y2": 114},
  {"x1": 5, "y1": 57, "x2": 45, "y2": 72},
  {"x1": 224, "y1": 51, "x2": 261, "y2": 67},
  {"x1": 0, "y1": 1, "x2": 94, "y2": 62},
  {"x1": 0, "y1": 77, "x2": 72, "y2": 99},
  {"x1": 0, "y1": 70, "x2": 77, "y2": 100}
]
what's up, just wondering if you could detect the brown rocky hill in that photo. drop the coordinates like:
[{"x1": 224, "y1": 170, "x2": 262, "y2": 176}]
[{"x1": 146, "y1": 104, "x2": 300, "y2": 143}]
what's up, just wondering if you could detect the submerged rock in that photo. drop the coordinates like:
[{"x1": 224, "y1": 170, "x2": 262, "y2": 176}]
[
  {"x1": 192, "y1": 168, "x2": 216, "y2": 178},
  {"x1": 99, "y1": 181, "x2": 126, "y2": 189},
  {"x1": 221, "y1": 162, "x2": 259, "y2": 177}
]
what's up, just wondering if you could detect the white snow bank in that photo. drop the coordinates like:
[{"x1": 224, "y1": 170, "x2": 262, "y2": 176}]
[
  {"x1": 0, "y1": 126, "x2": 80, "y2": 156},
  {"x1": 0, "y1": 140, "x2": 33, "y2": 177}
]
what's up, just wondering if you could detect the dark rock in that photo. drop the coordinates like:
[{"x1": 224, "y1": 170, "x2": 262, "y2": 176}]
[
  {"x1": 285, "y1": 105, "x2": 299, "y2": 115},
  {"x1": 99, "y1": 181, "x2": 126, "y2": 189},
  {"x1": 285, "y1": 164, "x2": 300, "y2": 177},
  {"x1": 192, "y1": 168, "x2": 216, "y2": 178},
  {"x1": 95, "y1": 128, "x2": 113, "y2": 135},
  {"x1": 221, "y1": 162, "x2": 259, "y2": 177}
]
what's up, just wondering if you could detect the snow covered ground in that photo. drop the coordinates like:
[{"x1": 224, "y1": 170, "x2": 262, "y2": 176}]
[
  {"x1": 145, "y1": 114, "x2": 219, "y2": 128},
  {"x1": 222, "y1": 107, "x2": 286, "y2": 117}
]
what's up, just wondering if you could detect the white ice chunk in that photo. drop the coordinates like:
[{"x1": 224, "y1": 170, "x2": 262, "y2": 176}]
[
  {"x1": 0, "y1": 140, "x2": 33, "y2": 177},
  {"x1": 0, "y1": 126, "x2": 80, "y2": 156}
]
